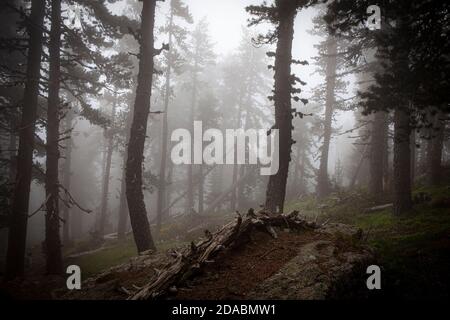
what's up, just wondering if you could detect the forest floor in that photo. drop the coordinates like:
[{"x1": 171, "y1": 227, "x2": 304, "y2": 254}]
[
  {"x1": 285, "y1": 185, "x2": 450, "y2": 299},
  {"x1": 1, "y1": 185, "x2": 449, "y2": 299}
]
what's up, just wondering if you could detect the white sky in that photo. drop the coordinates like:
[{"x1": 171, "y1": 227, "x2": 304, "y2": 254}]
[{"x1": 184, "y1": 0, "x2": 322, "y2": 91}]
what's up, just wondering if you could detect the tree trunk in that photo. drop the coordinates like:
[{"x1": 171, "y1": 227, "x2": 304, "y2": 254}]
[
  {"x1": 44, "y1": 0, "x2": 63, "y2": 275},
  {"x1": 369, "y1": 111, "x2": 387, "y2": 202},
  {"x1": 6, "y1": 0, "x2": 45, "y2": 280},
  {"x1": 428, "y1": 111, "x2": 445, "y2": 186},
  {"x1": 393, "y1": 107, "x2": 412, "y2": 215},
  {"x1": 125, "y1": 0, "x2": 157, "y2": 253},
  {"x1": 410, "y1": 130, "x2": 416, "y2": 184},
  {"x1": 186, "y1": 63, "x2": 198, "y2": 214},
  {"x1": 206, "y1": 170, "x2": 252, "y2": 214},
  {"x1": 350, "y1": 144, "x2": 368, "y2": 188},
  {"x1": 165, "y1": 161, "x2": 173, "y2": 217},
  {"x1": 117, "y1": 164, "x2": 128, "y2": 240},
  {"x1": 117, "y1": 107, "x2": 133, "y2": 240},
  {"x1": 264, "y1": 1, "x2": 297, "y2": 213},
  {"x1": 62, "y1": 108, "x2": 74, "y2": 246},
  {"x1": 316, "y1": 36, "x2": 338, "y2": 198},
  {"x1": 156, "y1": 9, "x2": 174, "y2": 234},
  {"x1": 382, "y1": 117, "x2": 390, "y2": 193},
  {"x1": 99, "y1": 101, "x2": 116, "y2": 236},
  {"x1": 290, "y1": 145, "x2": 301, "y2": 198},
  {"x1": 8, "y1": 116, "x2": 17, "y2": 184}
]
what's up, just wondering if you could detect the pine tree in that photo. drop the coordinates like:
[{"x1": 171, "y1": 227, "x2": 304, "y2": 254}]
[
  {"x1": 326, "y1": 0, "x2": 450, "y2": 214},
  {"x1": 125, "y1": 0, "x2": 161, "y2": 252},
  {"x1": 185, "y1": 18, "x2": 215, "y2": 214},
  {"x1": 310, "y1": 9, "x2": 349, "y2": 198},
  {"x1": 156, "y1": 0, "x2": 192, "y2": 234},
  {"x1": 225, "y1": 28, "x2": 272, "y2": 211},
  {"x1": 6, "y1": 0, "x2": 45, "y2": 279},
  {"x1": 247, "y1": 0, "x2": 316, "y2": 213}
]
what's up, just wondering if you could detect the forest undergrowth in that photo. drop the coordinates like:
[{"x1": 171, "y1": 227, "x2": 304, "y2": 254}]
[{"x1": 2, "y1": 185, "x2": 448, "y2": 300}]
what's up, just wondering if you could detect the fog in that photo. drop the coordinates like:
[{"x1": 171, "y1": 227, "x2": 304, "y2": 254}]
[{"x1": 0, "y1": 0, "x2": 363, "y2": 252}]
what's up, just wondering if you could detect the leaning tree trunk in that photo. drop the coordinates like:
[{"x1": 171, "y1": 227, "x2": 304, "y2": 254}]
[
  {"x1": 156, "y1": 9, "x2": 174, "y2": 234},
  {"x1": 316, "y1": 36, "x2": 337, "y2": 199},
  {"x1": 99, "y1": 102, "x2": 116, "y2": 236},
  {"x1": 62, "y1": 108, "x2": 74, "y2": 245},
  {"x1": 369, "y1": 111, "x2": 387, "y2": 202},
  {"x1": 45, "y1": 0, "x2": 63, "y2": 275},
  {"x1": 125, "y1": 0, "x2": 157, "y2": 253},
  {"x1": 264, "y1": 1, "x2": 297, "y2": 214},
  {"x1": 393, "y1": 107, "x2": 412, "y2": 215},
  {"x1": 5, "y1": 0, "x2": 45, "y2": 280}
]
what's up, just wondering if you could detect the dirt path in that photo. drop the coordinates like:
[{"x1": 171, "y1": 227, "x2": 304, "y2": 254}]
[{"x1": 175, "y1": 230, "x2": 331, "y2": 299}]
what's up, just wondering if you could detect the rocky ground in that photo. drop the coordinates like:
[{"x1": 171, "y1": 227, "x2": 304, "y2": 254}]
[{"x1": 56, "y1": 212, "x2": 373, "y2": 300}]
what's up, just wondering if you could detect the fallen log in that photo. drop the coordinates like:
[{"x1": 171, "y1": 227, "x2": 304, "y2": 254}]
[
  {"x1": 363, "y1": 203, "x2": 393, "y2": 214},
  {"x1": 129, "y1": 210, "x2": 316, "y2": 300}
]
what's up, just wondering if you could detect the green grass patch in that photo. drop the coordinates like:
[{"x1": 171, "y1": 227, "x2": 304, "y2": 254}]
[
  {"x1": 67, "y1": 238, "x2": 137, "y2": 278},
  {"x1": 286, "y1": 185, "x2": 450, "y2": 298}
]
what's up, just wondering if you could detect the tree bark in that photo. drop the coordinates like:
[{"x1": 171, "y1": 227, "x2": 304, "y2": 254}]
[
  {"x1": 5, "y1": 0, "x2": 45, "y2": 279},
  {"x1": 393, "y1": 107, "x2": 412, "y2": 215},
  {"x1": 369, "y1": 111, "x2": 387, "y2": 202},
  {"x1": 125, "y1": 0, "x2": 157, "y2": 253},
  {"x1": 45, "y1": 0, "x2": 63, "y2": 275},
  {"x1": 117, "y1": 164, "x2": 128, "y2": 240},
  {"x1": 264, "y1": 1, "x2": 297, "y2": 213},
  {"x1": 316, "y1": 37, "x2": 337, "y2": 199}
]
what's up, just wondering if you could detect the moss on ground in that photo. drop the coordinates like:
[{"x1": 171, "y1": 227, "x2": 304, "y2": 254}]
[{"x1": 286, "y1": 185, "x2": 450, "y2": 299}]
